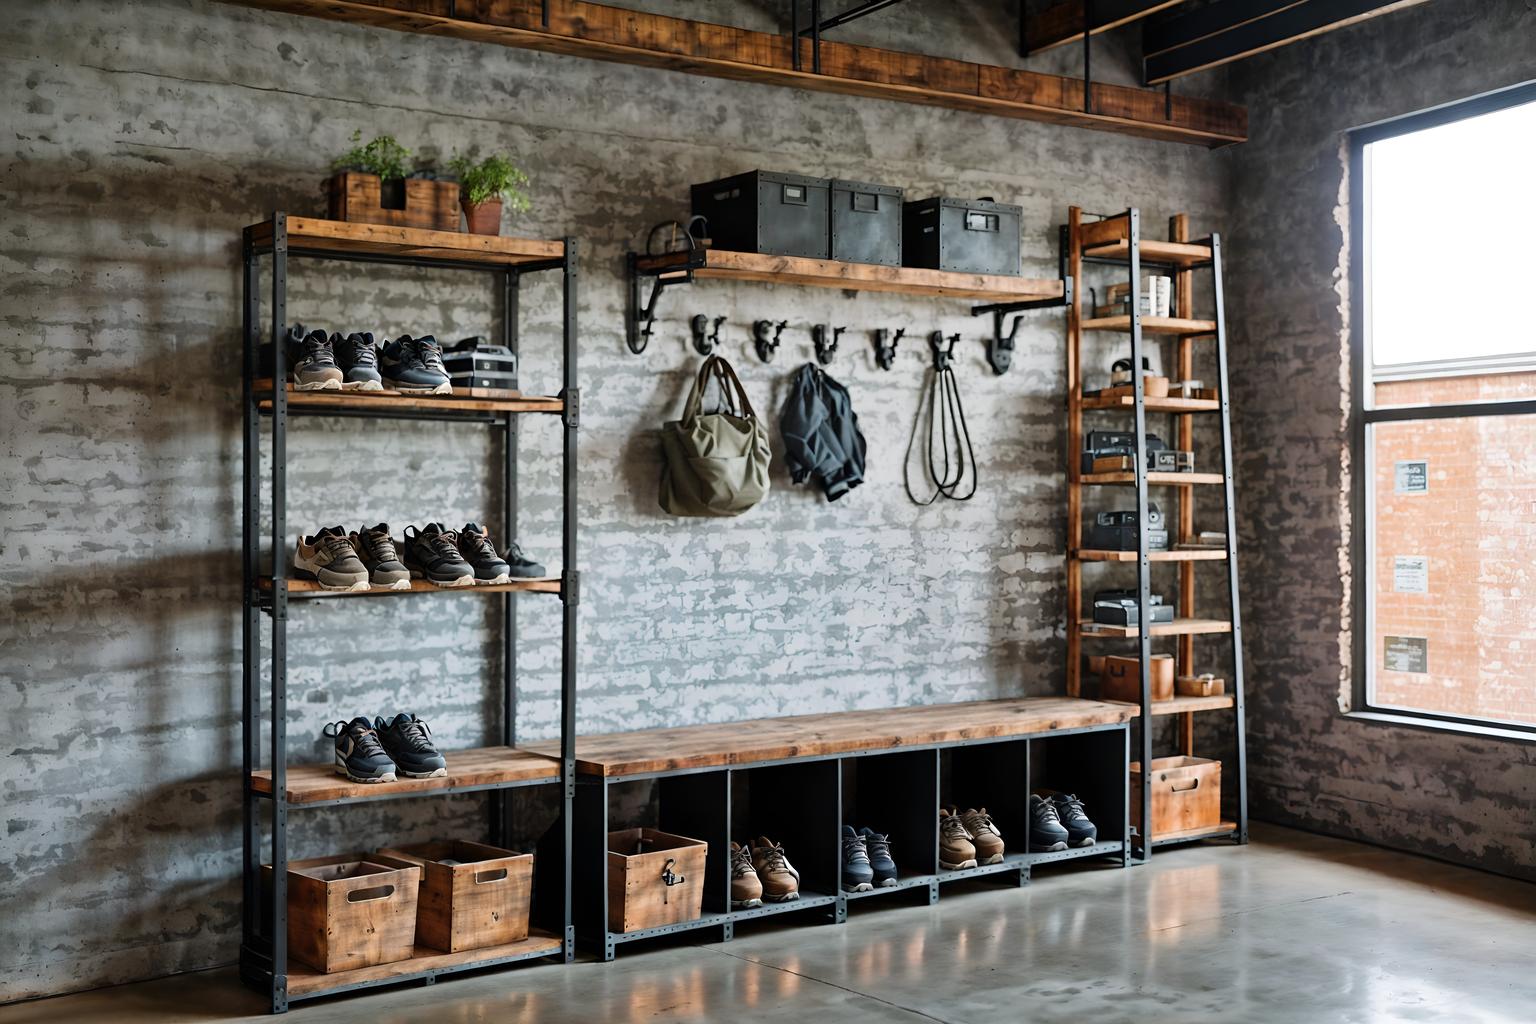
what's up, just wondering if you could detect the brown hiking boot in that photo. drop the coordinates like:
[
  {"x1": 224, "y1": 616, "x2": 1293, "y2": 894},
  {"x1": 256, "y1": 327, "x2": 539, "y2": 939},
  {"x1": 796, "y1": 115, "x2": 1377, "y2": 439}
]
[
  {"x1": 730, "y1": 841, "x2": 763, "y2": 909},
  {"x1": 939, "y1": 807, "x2": 977, "y2": 870},
  {"x1": 750, "y1": 836, "x2": 800, "y2": 902},
  {"x1": 960, "y1": 808, "x2": 1005, "y2": 864}
]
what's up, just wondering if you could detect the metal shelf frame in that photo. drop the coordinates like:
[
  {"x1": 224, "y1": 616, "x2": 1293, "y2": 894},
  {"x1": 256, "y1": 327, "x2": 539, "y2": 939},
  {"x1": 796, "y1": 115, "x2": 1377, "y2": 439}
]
[{"x1": 239, "y1": 213, "x2": 580, "y2": 1013}]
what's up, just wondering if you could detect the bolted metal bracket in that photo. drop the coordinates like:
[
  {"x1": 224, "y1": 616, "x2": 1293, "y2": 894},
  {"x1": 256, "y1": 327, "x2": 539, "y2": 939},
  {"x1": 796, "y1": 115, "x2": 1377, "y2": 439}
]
[
  {"x1": 561, "y1": 568, "x2": 580, "y2": 606},
  {"x1": 626, "y1": 249, "x2": 703, "y2": 355},
  {"x1": 561, "y1": 387, "x2": 580, "y2": 429},
  {"x1": 753, "y1": 319, "x2": 787, "y2": 363},
  {"x1": 972, "y1": 275, "x2": 1073, "y2": 375},
  {"x1": 872, "y1": 327, "x2": 904, "y2": 370}
]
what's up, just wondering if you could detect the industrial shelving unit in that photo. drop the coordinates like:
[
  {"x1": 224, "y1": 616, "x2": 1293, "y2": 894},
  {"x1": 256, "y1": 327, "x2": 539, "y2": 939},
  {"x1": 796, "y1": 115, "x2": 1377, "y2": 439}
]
[
  {"x1": 1063, "y1": 206, "x2": 1248, "y2": 861},
  {"x1": 239, "y1": 215, "x2": 579, "y2": 1013}
]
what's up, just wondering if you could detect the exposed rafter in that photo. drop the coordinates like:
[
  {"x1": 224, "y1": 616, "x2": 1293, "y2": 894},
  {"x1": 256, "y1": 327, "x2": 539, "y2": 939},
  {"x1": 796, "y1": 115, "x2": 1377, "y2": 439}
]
[{"x1": 1024, "y1": 0, "x2": 1189, "y2": 55}]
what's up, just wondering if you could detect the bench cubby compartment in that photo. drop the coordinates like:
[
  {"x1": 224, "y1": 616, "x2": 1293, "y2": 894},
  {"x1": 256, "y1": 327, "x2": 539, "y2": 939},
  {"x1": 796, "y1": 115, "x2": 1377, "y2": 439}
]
[
  {"x1": 730, "y1": 760, "x2": 841, "y2": 911},
  {"x1": 840, "y1": 749, "x2": 940, "y2": 888},
  {"x1": 1029, "y1": 730, "x2": 1130, "y2": 865}
]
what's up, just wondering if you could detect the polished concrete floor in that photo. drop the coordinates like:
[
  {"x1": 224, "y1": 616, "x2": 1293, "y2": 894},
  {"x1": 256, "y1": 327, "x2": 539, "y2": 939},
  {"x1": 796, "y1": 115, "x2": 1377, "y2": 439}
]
[{"x1": 5, "y1": 824, "x2": 1534, "y2": 1024}]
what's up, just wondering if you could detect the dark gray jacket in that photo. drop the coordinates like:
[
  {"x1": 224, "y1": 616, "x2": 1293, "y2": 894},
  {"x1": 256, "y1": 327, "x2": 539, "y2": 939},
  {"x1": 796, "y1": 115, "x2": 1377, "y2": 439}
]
[{"x1": 779, "y1": 364, "x2": 867, "y2": 501}]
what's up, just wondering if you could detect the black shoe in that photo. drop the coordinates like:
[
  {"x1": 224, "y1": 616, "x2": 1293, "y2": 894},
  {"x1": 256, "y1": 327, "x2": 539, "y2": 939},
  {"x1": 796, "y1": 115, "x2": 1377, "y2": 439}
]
[
  {"x1": 840, "y1": 825, "x2": 874, "y2": 892},
  {"x1": 1029, "y1": 793, "x2": 1070, "y2": 852},
  {"x1": 403, "y1": 523, "x2": 474, "y2": 588},
  {"x1": 1050, "y1": 793, "x2": 1098, "y2": 847},
  {"x1": 350, "y1": 523, "x2": 410, "y2": 590},
  {"x1": 288, "y1": 327, "x2": 344, "y2": 391},
  {"x1": 374, "y1": 713, "x2": 447, "y2": 779},
  {"x1": 859, "y1": 827, "x2": 899, "y2": 886},
  {"x1": 381, "y1": 334, "x2": 451, "y2": 395},
  {"x1": 504, "y1": 540, "x2": 547, "y2": 579},
  {"x1": 333, "y1": 331, "x2": 383, "y2": 391},
  {"x1": 323, "y1": 716, "x2": 397, "y2": 783},
  {"x1": 457, "y1": 523, "x2": 513, "y2": 585}
]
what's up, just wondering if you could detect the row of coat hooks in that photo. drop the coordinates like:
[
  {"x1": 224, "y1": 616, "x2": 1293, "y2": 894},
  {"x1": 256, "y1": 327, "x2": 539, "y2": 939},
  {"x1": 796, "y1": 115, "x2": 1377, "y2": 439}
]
[{"x1": 689, "y1": 314, "x2": 909, "y2": 368}]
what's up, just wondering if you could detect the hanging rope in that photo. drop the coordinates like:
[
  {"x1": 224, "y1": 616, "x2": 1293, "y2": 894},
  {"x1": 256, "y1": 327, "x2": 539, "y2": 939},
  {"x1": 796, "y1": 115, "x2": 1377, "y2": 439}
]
[{"x1": 904, "y1": 332, "x2": 977, "y2": 505}]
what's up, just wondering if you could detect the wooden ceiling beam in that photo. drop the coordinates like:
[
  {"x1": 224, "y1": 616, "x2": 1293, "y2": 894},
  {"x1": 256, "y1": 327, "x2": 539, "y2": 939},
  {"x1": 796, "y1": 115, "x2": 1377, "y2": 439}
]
[
  {"x1": 223, "y1": 0, "x2": 1246, "y2": 146},
  {"x1": 1024, "y1": 0, "x2": 1189, "y2": 55}
]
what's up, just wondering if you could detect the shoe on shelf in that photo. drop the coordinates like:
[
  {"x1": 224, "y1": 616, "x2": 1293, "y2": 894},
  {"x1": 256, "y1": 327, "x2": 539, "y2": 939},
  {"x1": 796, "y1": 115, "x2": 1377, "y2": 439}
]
[
  {"x1": 958, "y1": 808, "x2": 1005, "y2": 865},
  {"x1": 289, "y1": 326, "x2": 344, "y2": 391},
  {"x1": 1029, "y1": 793, "x2": 1071, "y2": 853},
  {"x1": 293, "y1": 526, "x2": 370, "y2": 591},
  {"x1": 1049, "y1": 793, "x2": 1098, "y2": 847},
  {"x1": 730, "y1": 841, "x2": 763, "y2": 909},
  {"x1": 859, "y1": 827, "x2": 898, "y2": 887},
  {"x1": 333, "y1": 331, "x2": 383, "y2": 391},
  {"x1": 323, "y1": 716, "x2": 397, "y2": 783},
  {"x1": 840, "y1": 825, "x2": 874, "y2": 892},
  {"x1": 939, "y1": 807, "x2": 978, "y2": 870},
  {"x1": 381, "y1": 334, "x2": 451, "y2": 395},
  {"x1": 403, "y1": 523, "x2": 475, "y2": 588},
  {"x1": 750, "y1": 837, "x2": 801, "y2": 902},
  {"x1": 350, "y1": 523, "x2": 411, "y2": 590},
  {"x1": 373, "y1": 712, "x2": 448, "y2": 779},
  {"x1": 456, "y1": 523, "x2": 512, "y2": 585},
  {"x1": 504, "y1": 540, "x2": 547, "y2": 579}
]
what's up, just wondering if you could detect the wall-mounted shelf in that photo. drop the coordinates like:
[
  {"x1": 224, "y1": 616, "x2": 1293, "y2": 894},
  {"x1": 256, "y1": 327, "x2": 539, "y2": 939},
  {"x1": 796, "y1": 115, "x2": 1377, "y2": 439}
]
[{"x1": 248, "y1": 216, "x2": 564, "y2": 270}]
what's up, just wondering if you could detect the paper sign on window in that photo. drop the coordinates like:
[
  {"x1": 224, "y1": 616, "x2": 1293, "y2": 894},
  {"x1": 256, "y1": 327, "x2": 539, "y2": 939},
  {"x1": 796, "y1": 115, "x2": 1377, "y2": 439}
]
[
  {"x1": 1393, "y1": 556, "x2": 1429, "y2": 593},
  {"x1": 1394, "y1": 460, "x2": 1428, "y2": 494},
  {"x1": 1383, "y1": 636, "x2": 1428, "y2": 673}
]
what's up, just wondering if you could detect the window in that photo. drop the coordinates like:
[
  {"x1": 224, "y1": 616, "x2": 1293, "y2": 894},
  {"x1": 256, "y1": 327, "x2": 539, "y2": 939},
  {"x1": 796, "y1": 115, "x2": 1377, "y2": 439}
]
[{"x1": 1351, "y1": 82, "x2": 1536, "y2": 734}]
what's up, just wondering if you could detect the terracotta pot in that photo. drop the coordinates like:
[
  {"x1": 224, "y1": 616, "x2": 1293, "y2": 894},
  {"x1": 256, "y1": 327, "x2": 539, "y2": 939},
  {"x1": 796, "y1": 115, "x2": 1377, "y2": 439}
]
[{"x1": 462, "y1": 199, "x2": 503, "y2": 236}]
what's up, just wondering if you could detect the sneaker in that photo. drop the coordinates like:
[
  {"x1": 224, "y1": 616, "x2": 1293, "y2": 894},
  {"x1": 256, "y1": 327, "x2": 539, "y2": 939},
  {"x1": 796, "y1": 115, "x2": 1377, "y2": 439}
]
[
  {"x1": 333, "y1": 331, "x2": 383, "y2": 391},
  {"x1": 293, "y1": 526, "x2": 369, "y2": 591},
  {"x1": 859, "y1": 827, "x2": 898, "y2": 887},
  {"x1": 289, "y1": 327, "x2": 344, "y2": 391},
  {"x1": 402, "y1": 523, "x2": 475, "y2": 588},
  {"x1": 840, "y1": 825, "x2": 874, "y2": 893},
  {"x1": 1030, "y1": 793, "x2": 1071, "y2": 853},
  {"x1": 939, "y1": 807, "x2": 977, "y2": 870},
  {"x1": 323, "y1": 716, "x2": 397, "y2": 783},
  {"x1": 382, "y1": 334, "x2": 451, "y2": 395},
  {"x1": 373, "y1": 712, "x2": 448, "y2": 779},
  {"x1": 457, "y1": 523, "x2": 512, "y2": 585},
  {"x1": 1050, "y1": 793, "x2": 1098, "y2": 847},
  {"x1": 958, "y1": 808, "x2": 1005, "y2": 865},
  {"x1": 730, "y1": 841, "x2": 763, "y2": 909},
  {"x1": 504, "y1": 540, "x2": 547, "y2": 579},
  {"x1": 750, "y1": 837, "x2": 800, "y2": 902},
  {"x1": 350, "y1": 523, "x2": 410, "y2": 590}
]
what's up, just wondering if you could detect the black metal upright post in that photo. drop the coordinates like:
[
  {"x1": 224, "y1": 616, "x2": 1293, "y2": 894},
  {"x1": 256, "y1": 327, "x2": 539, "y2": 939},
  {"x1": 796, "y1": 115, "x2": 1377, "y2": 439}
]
[
  {"x1": 268, "y1": 213, "x2": 290, "y2": 1014},
  {"x1": 493, "y1": 268, "x2": 522, "y2": 849},
  {"x1": 559, "y1": 238, "x2": 580, "y2": 960},
  {"x1": 241, "y1": 229, "x2": 260, "y2": 957},
  {"x1": 1127, "y1": 209, "x2": 1154, "y2": 863}
]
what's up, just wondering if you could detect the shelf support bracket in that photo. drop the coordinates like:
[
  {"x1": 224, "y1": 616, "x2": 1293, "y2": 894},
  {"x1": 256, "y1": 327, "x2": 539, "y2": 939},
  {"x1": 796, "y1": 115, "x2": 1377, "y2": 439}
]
[
  {"x1": 971, "y1": 276, "x2": 1073, "y2": 375},
  {"x1": 627, "y1": 251, "x2": 703, "y2": 355}
]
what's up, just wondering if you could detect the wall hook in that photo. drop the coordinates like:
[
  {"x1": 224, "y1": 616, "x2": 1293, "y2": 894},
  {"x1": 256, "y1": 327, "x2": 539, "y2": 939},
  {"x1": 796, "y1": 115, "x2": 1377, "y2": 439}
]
[
  {"x1": 988, "y1": 310, "x2": 1024, "y2": 375},
  {"x1": 814, "y1": 324, "x2": 845, "y2": 366},
  {"x1": 754, "y1": 319, "x2": 788, "y2": 363},
  {"x1": 873, "y1": 328, "x2": 904, "y2": 370},
  {"x1": 930, "y1": 330, "x2": 960, "y2": 370},
  {"x1": 690, "y1": 314, "x2": 725, "y2": 356}
]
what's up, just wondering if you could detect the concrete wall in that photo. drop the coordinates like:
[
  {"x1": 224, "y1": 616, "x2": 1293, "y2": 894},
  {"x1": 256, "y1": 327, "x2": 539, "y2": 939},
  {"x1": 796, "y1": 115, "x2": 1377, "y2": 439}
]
[
  {"x1": 0, "y1": 0, "x2": 1228, "y2": 1000},
  {"x1": 1222, "y1": 0, "x2": 1536, "y2": 881}
]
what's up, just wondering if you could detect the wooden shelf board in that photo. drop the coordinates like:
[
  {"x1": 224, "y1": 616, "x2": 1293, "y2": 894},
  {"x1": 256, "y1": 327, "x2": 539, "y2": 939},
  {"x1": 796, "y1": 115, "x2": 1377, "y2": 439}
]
[
  {"x1": 285, "y1": 930, "x2": 564, "y2": 997},
  {"x1": 1082, "y1": 237, "x2": 1212, "y2": 267},
  {"x1": 1074, "y1": 548, "x2": 1228, "y2": 562},
  {"x1": 525, "y1": 696, "x2": 1135, "y2": 778},
  {"x1": 259, "y1": 576, "x2": 561, "y2": 598},
  {"x1": 1150, "y1": 820, "x2": 1239, "y2": 846},
  {"x1": 254, "y1": 380, "x2": 563, "y2": 415},
  {"x1": 1080, "y1": 315, "x2": 1216, "y2": 336},
  {"x1": 1078, "y1": 618, "x2": 1233, "y2": 638},
  {"x1": 635, "y1": 249, "x2": 1064, "y2": 303},
  {"x1": 248, "y1": 217, "x2": 564, "y2": 267},
  {"x1": 1110, "y1": 694, "x2": 1236, "y2": 716},
  {"x1": 1080, "y1": 471, "x2": 1226, "y2": 486},
  {"x1": 1081, "y1": 395, "x2": 1219, "y2": 413},
  {"x1": 250, "y1": 745, "x2": 560, "y2": 804}
]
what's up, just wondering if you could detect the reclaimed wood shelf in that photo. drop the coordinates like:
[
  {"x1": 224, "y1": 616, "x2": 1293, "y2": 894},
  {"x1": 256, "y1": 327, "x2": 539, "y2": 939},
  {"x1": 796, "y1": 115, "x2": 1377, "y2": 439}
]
[
  {"x1": 527, "y1": 697, "x2": 1135, "y2": 778},
  {"x1": 253, "y1": 379, "x2": 563, "y2": 416},
  {"x1": 284, "y1": 929, "x2": 564, "y2": 997},
  {"x1": 635, "y1": 248, "x2": 1064, "y2": 303},
  {"x1": 248, "y1": 216, "x2": 564, "y2": 268},
  {"x1": 1080, "y1": 315, "x2": 1216, "y2": 336},
  {"x1": 258, "y1": 576, "x2": 562, "y2": 598},
  {"x1": 1150, "y1": 820, "x2": 1239, "y2": 847},
  {"x1": 1078, "y1": 618, "x2": 1233, "y2": 639},
  {"x1": 250, "y1": 745, "x2": 560, "y2": 805},
  {"x1": 1082, "y1": 238, "x2": 1213, "y2": 268},
  {"x1": 1081, "y1": 394, "x2": 1220, "y2": 413},
  {"x1": 1075, "y1": 548, "x2": 1228, "y2": 562},
  {"x1": 1080, "y1": 471, "x2": 1226, "y2": 486},
  {"x1": 1112, "y1": 694, "x2": 1236, "y2": 716}
]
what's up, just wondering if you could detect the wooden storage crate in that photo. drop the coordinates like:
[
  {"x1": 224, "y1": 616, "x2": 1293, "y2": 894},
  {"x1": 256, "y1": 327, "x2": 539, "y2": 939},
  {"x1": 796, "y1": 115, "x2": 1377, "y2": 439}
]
[
  {"x1": 1130, "y1": 756, "x2": 1221, "y2": 838},
  {"x1": 326, "y1": 171, "x2": 460, "y2": 232},
  {"x1": 1176, "y1": 674, "x2": 1226, "y2": 697},
  {"x1": 1101, "y1": 653, "x2": 1175, "y2": 702},
  {"x1": 607, "y1": 828, "x2": 707, "y2": 934},
  {"x1": 262, "y1": 854, "x2": 420, "y2": 974},
  {"x1": 375, "y1": 840, "x2": 533, "y2": 953}
]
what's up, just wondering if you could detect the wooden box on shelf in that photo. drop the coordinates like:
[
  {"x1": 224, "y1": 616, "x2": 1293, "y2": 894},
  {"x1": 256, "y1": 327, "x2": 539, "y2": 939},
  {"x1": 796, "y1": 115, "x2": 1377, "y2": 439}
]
[
  {"x1": 607, "y1": 828, "x2": 708, "y2": 934},
  {"x1": 376, "y1": 840, "x2": 533, "y2": 953},
  {"x1": 326, "y1": 172, "x2": 459, "y2": 232},
  {"x1": 1130, "y1": 756, "x2": 1221, "y2": 838},
  {"x1": 262, "y1": 855, "x2": 421, "y2": 974},
  {"x1": 1100, "y1": 654, "x2": 1175, "y2": 702},
  {"x1": 1176, "y1": 674, "x2": 1226, "y2": 697}
]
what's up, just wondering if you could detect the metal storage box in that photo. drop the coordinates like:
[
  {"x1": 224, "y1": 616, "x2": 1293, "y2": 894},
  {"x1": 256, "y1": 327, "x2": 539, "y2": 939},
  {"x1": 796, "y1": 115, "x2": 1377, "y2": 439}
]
[
  {"x1": 902, "y1": 196, "x2": 1022, "y2": 276},
  {"x1": 691, "y1": 171, "x2": 830, "y2": 259},
  {"x1": 829, "y1": 179, "x2": 902, "y2": 266}
]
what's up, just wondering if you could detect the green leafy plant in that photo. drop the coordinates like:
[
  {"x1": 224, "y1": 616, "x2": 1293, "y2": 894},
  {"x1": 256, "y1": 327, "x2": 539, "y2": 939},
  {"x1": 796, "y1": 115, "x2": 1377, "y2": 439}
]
[
  {"x1": 448, "y1": 153, "x2": 532, "y2": 212},
  {"x1": 333, "y1": 131, "x2": 412, "y2": 180}
]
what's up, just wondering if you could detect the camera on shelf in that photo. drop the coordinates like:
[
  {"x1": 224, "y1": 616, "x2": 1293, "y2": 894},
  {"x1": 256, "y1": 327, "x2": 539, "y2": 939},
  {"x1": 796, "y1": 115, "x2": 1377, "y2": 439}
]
[
  {"x1": 443, "y1": 335, "x2": 519, "y2": 392},
  {"x1": 1093, "y1": 589, "x2": 1176, "y2": 627},
  {"x1": 1087, "y1": 502, "x2": 1168, "y2": 551},
  {"x1": 1080, "y1": 429, "x2": 1194, "y2": 474}
]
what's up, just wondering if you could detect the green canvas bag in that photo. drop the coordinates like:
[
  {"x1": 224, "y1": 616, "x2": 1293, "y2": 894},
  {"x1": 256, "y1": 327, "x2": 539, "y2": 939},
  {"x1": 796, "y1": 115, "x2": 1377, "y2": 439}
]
[{"x1": 659, "y1": 354, "x2": 772, "y2": 517}]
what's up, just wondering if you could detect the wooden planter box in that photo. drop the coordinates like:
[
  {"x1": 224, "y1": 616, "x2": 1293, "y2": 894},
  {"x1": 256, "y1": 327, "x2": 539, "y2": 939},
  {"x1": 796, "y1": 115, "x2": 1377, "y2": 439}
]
[
  {"x1": 262, "y1": 855, "x2": 420, "y2": 974},
  {"x1": 376, "y1": 840, "x2": 533, "y2": 953},
  {"x1": 1130, "y1": 756, "x2": 1221, "y2": 838},
  {"x1": 326, "y1": 171, "x2": 460, "y2": 232},
  {"x1": 607, "y1": 828, "x2": 707, "y2": 934}
]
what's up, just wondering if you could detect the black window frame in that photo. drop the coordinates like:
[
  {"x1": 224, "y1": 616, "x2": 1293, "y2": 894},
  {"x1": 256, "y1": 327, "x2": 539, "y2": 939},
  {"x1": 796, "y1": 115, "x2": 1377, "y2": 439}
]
[{"x1": 1349, "y1": 79, "x2": 1536, "y2": 737}]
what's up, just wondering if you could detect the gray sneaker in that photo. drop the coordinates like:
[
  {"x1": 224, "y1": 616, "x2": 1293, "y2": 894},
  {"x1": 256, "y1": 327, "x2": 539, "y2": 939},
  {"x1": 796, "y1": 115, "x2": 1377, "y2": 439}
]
[
  {"x1": 350, "y1": 523, "x2": 410, "y2": 590},
  {"x1": 289, "y1": 327, "x2": 344, "y2": 391},
  {"x1": 333, "y1": 331, "x2": 383, "y2": 391},
  {"x1": 841, "y1": 825, "x2": 874, "y2": 892},
  {"x1": 1029, "y1": 794, "x2": 1071, "y2": 853},
  {"x1": 402, "y1": 523, "x2": 474, "y2": 587},
  {"x1": 382, "y1": 334, "x2": 451, "y2": 395},
  {"x1": 293, "y1": 526, "x2": 369, "y2": 591}
]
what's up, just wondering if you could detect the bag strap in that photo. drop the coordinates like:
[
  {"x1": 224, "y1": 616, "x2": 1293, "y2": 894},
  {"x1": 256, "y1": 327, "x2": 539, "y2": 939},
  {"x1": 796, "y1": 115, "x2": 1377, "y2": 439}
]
[
  {"x1": 680, "y1": 355, "x2": 721, "y2": 422},
  {"x1": 710, "y1": 355, "x2": 757, "y2": 420}
]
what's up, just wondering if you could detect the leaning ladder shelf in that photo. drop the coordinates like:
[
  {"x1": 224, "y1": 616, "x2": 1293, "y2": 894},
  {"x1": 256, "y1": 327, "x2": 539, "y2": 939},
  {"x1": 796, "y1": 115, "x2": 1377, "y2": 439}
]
[
  {"x1": 240, "y1": 214, "x2": 579, "y2": 1013},
  {"x1": 1064, "y1": 206, "x2": 1248, "y2": 862}
]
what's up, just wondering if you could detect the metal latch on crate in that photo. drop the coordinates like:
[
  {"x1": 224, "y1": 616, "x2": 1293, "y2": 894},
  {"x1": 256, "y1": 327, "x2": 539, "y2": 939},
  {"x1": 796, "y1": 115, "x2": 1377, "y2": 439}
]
[{"x1": 659, "y1": 857, "x2": 686, "y2": 904}]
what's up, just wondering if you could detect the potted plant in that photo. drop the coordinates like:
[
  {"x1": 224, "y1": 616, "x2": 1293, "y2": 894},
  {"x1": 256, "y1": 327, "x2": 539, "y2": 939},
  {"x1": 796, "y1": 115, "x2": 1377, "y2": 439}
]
[
  {"x1": 327, "y1": 132, "x2": 459, "y2": 232},
  {"x1": 448, "y1": 154, "x2": 531, "y2": 236}
]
